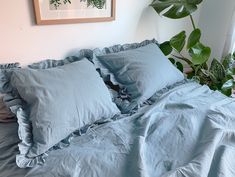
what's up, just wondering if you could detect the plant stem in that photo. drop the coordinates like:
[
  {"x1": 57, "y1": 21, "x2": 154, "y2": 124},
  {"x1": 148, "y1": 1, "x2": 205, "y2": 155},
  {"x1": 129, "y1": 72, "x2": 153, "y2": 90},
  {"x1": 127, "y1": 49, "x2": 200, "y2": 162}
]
[
  {"x1": 171, "y1": 48, "x2": 193, "y2": 66},
  {"x1": 172, "y1": 54, "x2": 193, "y2": 66},
  {"x1": 190, "y1": 15, "x2": 196, "y2": 30}
]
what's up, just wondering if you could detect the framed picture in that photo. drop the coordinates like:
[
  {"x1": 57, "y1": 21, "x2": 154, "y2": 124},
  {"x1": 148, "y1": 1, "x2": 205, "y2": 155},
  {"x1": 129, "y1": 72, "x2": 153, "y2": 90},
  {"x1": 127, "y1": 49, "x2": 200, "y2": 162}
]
[{"x1": 33, "y1": 0, "x2": 116, "y2": 25}]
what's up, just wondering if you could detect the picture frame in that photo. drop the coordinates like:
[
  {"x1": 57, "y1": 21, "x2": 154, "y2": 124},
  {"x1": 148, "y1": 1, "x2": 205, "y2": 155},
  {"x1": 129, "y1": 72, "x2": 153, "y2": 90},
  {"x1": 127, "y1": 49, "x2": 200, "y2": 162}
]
[{"x1": 33, "y1": 0, "x2": 116, "y2": 25}]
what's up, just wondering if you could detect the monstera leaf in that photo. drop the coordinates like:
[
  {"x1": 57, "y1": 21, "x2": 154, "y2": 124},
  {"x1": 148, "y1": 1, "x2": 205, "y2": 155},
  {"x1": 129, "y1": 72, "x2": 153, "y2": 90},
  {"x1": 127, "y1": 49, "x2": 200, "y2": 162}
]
[
  {"x1": 150, "y1": 0, "x2": 203, "y2": 19},
  {"x1": 149, "y1": 0, "x2": 234, "y2": 96}
]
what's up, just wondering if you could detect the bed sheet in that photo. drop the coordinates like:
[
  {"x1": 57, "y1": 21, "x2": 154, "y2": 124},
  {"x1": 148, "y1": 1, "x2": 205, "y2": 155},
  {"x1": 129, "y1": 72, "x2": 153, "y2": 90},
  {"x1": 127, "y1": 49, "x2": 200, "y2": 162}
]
[{"x1": 1, "y1": 81, "x2": 235, "y2": 177}]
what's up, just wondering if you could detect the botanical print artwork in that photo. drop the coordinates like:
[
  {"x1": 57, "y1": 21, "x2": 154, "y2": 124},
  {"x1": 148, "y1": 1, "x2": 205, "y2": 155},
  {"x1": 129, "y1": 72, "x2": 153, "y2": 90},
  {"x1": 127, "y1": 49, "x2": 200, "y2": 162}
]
[
  {"x1": 50, "y1": 0, "x2": 106, "y2": 10},
  {"x1": 34, "y1": 0, "x2": 114, "y2": 25}
]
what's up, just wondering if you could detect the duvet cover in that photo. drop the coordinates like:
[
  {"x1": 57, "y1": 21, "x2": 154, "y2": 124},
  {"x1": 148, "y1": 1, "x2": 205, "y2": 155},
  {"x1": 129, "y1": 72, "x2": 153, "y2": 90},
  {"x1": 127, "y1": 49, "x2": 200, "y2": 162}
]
[{"x1": 1, "y1": 81, "x2": 235, "y2": 177}]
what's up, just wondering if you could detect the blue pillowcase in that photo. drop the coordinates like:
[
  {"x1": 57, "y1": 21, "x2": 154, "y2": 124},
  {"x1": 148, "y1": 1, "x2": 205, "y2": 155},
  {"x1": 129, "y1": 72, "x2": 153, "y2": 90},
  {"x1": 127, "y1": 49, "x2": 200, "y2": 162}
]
[
  {"x1": 2, "y1": 40, "x2": 184, "y2": 167},
  {"x1": 10, "y1": 59, "x2": 120, "y2": 168},
  {"x1": 28, "y1": 49, "x2": 93, "y2": 69},
  {"x1": 96, "y1": 43, "x2": 184, "y2": 112},
  {"x1": 93, "y1": 39, "x2": 159, "y2": 83}
]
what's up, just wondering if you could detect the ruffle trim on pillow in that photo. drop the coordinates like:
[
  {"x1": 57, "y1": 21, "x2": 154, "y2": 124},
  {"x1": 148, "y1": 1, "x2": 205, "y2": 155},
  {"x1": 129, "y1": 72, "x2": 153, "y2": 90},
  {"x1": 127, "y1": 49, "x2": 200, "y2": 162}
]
[
  {"x1": 0, "y1": 63, "x2": 20, "y2": 93},
  {"x1": 0, "y1": 63, "x2": 20, "y2": 69},
  {"x1": 5, "y1": 80, "x2": 190, "y2": 168},
  {"x1": 93, "y1": 39, "x2": 159, "y2": 84},
  {"x1": 1, "y1": 50, "x2": 110, "y2": 168},
  {"x1": 3, "y1": 94, "x2": 37, "y2": 168},
  {"x1": 4, "y1": 92, "x2": 121, "y2": 168},
  {"x1": 148, "y1": 79, "x2": 192, "y2": 102},
  {"x1": 28, "y1": 49, "x2": 93, "y2": 69},
  {"x1": 92, "y1": 39, "x2": 161, "y2": 113},
  {"x1": 116, "y1": 79, "x2": 192, "y2": 114}
]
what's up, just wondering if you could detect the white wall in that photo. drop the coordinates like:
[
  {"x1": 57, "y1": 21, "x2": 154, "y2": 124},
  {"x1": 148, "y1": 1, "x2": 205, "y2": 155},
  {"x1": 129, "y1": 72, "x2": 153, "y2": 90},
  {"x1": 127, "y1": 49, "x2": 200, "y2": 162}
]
[
  {"x1": 155, "y1": 9, "x2": 201, "y2": 43},
  {"x1": 1, "y1": 1, "x2": 234, "y2": 65},
  {"x1": 198, "y1": 0, "x2": 235, "y2": 59},
  {"x1": 0, "y1": 0, "x2": 159, "y2": 65}
]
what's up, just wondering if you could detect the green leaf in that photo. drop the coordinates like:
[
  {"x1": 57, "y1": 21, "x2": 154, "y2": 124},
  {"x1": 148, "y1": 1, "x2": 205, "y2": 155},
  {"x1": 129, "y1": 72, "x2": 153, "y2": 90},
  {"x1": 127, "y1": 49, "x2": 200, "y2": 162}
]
[
  {"x1": 208, "y1": 72, "x2": 217, "y2": 84},
  {"x1": 187, "y1": 29, "x2": 201, "y2": 49},
  {"x1": 170, "y1": 31, "x2": 186, "y2": 53},
  {"x1": 189, "y1": 42, "x2": 211, "y2": 65},
  {"x1": 222, "y1": 53, "x2": 235, "y2": 76},
  {"x1": 201, "y1": 62, "x2": 208, "y2": 70},
  {"x1": 150, "y1": 0, "x2": 203, "y2": 19},
  {"x1": 209, "y1": 58, "x2": 226, "y2": 82},
  {"x1": 168, "y1": 58, "x2": 175, "y2": 64},
  {"x1": 222, "y1": 79, "x2": 234, "y2": 90},
  {"x1": 225, "y1": 74, "x2": 234, "y2": 81},
  {"x1": 222, "y1": 53, "x2": 234, "y2": 69},
  {"x1": 222, "y1": 54, "x2": 232, "y2": 69},
  {"x1": 221, "y1": 79, "x2": 234, "y2": 96},
  {"x1": 176, "y1": 61, "x2": 184, "y2": 72},
  {"x1": 159, "y1": 41, "x2": 173, "y2": 56},
  {"x1": 186, "y1": 71, "x2": 195, "y2": 79},
  {"x1": 194, "y1": 65, "x2": 203, "y2": 75},
  {"x1": 221, "y1": 88, "x2": 232, "y2": 96},
  {"x1": 197, "y1": 69, "x2": 210, "y2": 83},
  {"x1": 168, "y1": 58, "x2": 184, "y2": 72}
]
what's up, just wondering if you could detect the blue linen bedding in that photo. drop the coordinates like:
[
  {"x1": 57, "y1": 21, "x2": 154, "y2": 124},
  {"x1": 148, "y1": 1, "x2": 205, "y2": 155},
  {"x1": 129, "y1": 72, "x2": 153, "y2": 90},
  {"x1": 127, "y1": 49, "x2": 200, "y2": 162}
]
[{"x1": 1, "y1": 81, "x2": 235, "y2": 177}]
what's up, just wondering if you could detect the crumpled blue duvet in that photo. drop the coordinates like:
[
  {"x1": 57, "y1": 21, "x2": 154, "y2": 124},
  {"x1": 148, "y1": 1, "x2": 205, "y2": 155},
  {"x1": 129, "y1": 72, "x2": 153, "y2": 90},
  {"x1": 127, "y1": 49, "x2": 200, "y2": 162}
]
[{"x1": 1, "y1": 81, "x2": 235, "y2": 177}]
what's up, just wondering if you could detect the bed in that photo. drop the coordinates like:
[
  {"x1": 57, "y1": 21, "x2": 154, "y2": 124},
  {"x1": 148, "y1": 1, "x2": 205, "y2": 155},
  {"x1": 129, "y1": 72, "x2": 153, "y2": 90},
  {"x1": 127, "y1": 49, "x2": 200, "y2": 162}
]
[{"x1": 0, "y1": 40, "x2": 235, "y2": 177}]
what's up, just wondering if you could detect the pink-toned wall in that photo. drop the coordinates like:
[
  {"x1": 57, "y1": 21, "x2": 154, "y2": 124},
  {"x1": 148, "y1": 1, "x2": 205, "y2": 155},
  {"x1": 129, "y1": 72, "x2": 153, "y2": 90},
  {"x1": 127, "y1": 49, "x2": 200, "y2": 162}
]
[
  {"x1": 1, "y1": 1, "x2": 234, "y2": 66},
  {"x1": 0, "y1": 0, "x2": 159, "y2": 65}
]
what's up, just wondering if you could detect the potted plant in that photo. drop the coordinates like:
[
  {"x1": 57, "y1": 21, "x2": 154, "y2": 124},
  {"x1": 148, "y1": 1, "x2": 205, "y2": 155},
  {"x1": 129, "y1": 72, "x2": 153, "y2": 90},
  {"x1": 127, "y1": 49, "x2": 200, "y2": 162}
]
[{"x1": 150, "y1": 0, "x2": 235, "y2": 96}]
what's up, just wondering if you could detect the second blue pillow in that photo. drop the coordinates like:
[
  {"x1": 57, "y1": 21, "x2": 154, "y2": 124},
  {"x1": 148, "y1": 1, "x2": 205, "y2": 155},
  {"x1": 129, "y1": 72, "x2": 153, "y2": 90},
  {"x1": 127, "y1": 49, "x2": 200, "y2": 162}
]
[{"x1": 97, "y1": 43, "x2": 184, "y2": 112}]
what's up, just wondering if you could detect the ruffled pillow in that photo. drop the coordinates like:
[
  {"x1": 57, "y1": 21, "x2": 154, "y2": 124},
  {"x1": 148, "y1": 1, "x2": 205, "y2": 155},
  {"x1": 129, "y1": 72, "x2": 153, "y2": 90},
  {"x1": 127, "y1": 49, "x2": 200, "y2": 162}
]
[
  {"x1": 8, "y1": 58, "x2": 120, "y2": 168},
  {"x1": 28, "y1": 49, "x2": 93, "y2": 69},
  {"x1": 94, "y1": 42, "x2": 184, "y2": 113},
  {"x1": 93, "y1": 39, "x2": 159, "y2": 84}
]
